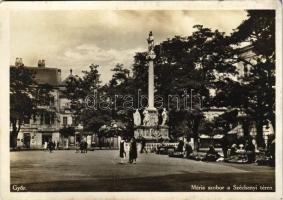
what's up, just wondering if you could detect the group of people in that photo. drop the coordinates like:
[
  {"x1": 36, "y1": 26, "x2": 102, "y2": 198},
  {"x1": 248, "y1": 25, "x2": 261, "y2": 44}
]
[
  {"x1": 119, "y1": 137, "x2": 138, "y2": 164},
  {"x1": 76, "y1": 140, "x2": 88, "y2": 153},
  {"x1": 172, "y1": 136, "x2": 260, "y2": 163},
  {"x1": 44, "y1": 140, "x2": 59, "y2": 153}
]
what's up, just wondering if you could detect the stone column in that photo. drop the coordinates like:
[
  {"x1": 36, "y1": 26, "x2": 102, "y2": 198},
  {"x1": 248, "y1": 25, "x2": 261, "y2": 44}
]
[
  {"x1": 148, "y1": 57, "x2": 155, "y2": 110},
  {"x1": 146, "y1": 31, "x2": 158, "y2": 127}
]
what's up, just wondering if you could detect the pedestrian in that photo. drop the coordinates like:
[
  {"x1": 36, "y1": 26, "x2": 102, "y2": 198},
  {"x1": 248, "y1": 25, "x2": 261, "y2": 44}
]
[
  {"x1": 129, "y1": 137, "x2": 137, "y2": 164},
  {"x1": 221, "y1": 134, "x2": 229, "y2": 159},
  {"x1": 185, "y1": 141, "x2": 193, "y2": 158},
  {"x1": 57, "y1": 141, "x2": 60, "y2": 150},
  {"x1": 75, "y1": 141, "x2": 80, "y2": 153},
  {"x1": 84, "y1": 140, "x2": 88, "y2": 153},
  {"x1": 119, "y1": 137, "x2": 126, "y2": 164},
  {"x1": 44, "y1": 141, "x2": 48, "y2": 151},
  {"x1": 269, "y1": 137, "x2": 275, "y2": 166},
  {"x1": 140, "y1": 137, "x2": 147, "y2": 153},
  {"x1": 202, "y1": 145, "x2": 220, "y2": 162},
  {"x1": 245, "y1": 140, "x2": 255, "y2": 163},
  {"x1": 177, "y1": 139, "x2": 184, "y2": 152},
  {"x1": 52, "y1": 141, "x2": 56, "y2": 151},
  {"x1": 48, "y1": 139, "x2": 53, "y2": 153},
  {"x1": 80, "y1": 140, "x2": 85, "y2": 153}
]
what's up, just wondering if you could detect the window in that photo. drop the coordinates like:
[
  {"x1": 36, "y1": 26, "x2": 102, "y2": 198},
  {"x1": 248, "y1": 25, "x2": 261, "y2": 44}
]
[
  {"x1": 24, "y1": 117, "x2": 30, "y2": 124},
  {"x1": 63, "y1": 116, "x2": 68, "y2": 126},
  {"x1": 50, "y1": 96, "x2": 55, "y2": 106},
  {"x1": 51, "y1": 114, "x2": 55, "y2": 124},
  {"x1": 40, "y1": 114, "x2": 44, "y2": 125},
  {"x1": 45, "y1": 114, "x2": 51, "y2": 125}
]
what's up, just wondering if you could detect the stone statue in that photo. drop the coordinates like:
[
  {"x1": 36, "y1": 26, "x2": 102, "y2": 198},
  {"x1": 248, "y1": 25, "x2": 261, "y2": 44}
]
[
  {"x1": 133, "y1": 109, "x2": 141, "y2": 126},
  {"x1": 143, "y1": 109, "x2": 150, "y2": 126},
  {"x1": 147, "y1": 31, "x2": 154, "y2": 54},
  {"x1": 161, "y1": 108, "x2": 168, "y2": 126}
]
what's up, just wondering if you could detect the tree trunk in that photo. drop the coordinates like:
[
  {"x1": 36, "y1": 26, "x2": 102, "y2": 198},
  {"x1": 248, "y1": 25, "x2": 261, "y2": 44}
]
[
  {"x1": 270, "y1": 114, "x2": 275, "y2": 135},
  {"x1": 242, "y1": 119, "x2": 250, "y2": 137},
  {"x1": 11, "y1": 131, "x2": 18, "y2": 149},
  {"x1": 256, "y1": 119, "x2": 265, "y2": 148},
  {"x1": 11, "y1": 122, "x2": 20, "y2": 149}
]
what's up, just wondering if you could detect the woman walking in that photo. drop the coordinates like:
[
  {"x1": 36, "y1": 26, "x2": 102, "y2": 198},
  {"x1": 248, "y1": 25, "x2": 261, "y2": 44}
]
[
  {"x1": 119, "y1": 137, "x2": 126, "y2": 164},
  {"x1": 129, "y1": 137, "x2": 137, "y2": 164}
]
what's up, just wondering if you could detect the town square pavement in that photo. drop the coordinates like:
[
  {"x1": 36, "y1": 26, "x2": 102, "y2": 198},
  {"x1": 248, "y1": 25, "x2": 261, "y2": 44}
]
[{"x1": 10, "y1": 150, "x2": 275, "y2": 191}]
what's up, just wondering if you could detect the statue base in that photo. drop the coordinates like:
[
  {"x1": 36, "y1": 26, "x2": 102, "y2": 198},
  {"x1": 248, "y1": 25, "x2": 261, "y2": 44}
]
[{"x1": 134, "y1": 125, "x2": 169, "y2": 142}]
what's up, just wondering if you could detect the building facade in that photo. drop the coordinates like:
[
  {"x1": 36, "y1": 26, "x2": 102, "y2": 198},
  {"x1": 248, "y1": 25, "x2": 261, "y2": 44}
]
[{"x1": 11, "y1": 59, "x2": 73, "y2": 149}]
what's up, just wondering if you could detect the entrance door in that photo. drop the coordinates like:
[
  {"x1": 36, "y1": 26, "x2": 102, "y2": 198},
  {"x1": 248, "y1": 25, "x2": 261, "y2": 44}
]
[
  {"x1": 23, "y1": 133, "x2": 31, "y2": 148},
  {"x1": 42, "y1": 134, "x2": 52, "y2": 145}
]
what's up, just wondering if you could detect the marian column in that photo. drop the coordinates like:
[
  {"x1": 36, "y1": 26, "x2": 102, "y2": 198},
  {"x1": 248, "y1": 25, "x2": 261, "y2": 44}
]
[
  {"x1": 134, "y1": 31, "x2": 169, "y2": 141},
  {"x1": 145, "y1": 31, "x2": 158, "y2": 126},
  {"x1": 147, "y1": 31, "x2": 156, "y2": 110}
]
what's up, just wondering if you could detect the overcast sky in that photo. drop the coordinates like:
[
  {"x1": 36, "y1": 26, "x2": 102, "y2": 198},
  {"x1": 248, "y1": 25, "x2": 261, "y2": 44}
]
[{"x1": 10, "y1": 10, "x2": 248, "y2": 83}]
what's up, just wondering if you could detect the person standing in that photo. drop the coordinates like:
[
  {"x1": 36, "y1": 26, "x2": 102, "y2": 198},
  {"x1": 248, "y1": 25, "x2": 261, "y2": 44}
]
[
  {"x1": 222, "y1": 134, "x2": 229, "y2": 159},
  {"x1": 119, "y1": 137, "x2": 126, "y2": 163},
  {"x1": 245, "y1": 140, "x2": 256, "y2": 163},
  {"x1": 140, "y1": 137, "x2": 147, "y2": 153},
  {"x1": 48, "y1": 139, "x2": 53, "y2": 153},
  {"x1": 129, "y1": 137, "x2": 137, "y2": 164},
  {"x1": 185, "y1": 142, "x2": 193, "y2": 158},
  {"x1": 269, "y1": 137, "x2": 275, "y2": 166},
  {"x1": 44, "y1": 141, "x2": 48, "y2": 151},
  {"x1": 84, "y1": 140, "x2": 88, "y2": 153}
]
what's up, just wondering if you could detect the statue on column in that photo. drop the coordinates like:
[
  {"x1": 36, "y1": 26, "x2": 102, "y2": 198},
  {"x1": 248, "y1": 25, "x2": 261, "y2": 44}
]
[
  {"x1": 161, "y1": 108, "x2": 168, "y2": 126},
  {"x1": 143, "y1": 109, "x2": 150, "y2": 126},
  {"x1": 133, "y1": 109, "x2": 141, "y2": 126},
  {"x1": 147, "y1": 31, "x2": 155, "y2": 55}
]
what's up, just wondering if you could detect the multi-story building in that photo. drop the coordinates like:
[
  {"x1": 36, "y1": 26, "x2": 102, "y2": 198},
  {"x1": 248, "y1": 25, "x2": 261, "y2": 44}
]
[{"x1": 11, "y1": 59, "x2": 74, "y2": 149}]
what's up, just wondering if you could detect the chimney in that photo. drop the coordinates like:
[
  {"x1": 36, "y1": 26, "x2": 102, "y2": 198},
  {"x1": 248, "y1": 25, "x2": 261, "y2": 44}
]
[
  {"x1": 38, "y1": 60, "x2": 42, "y2": 67},
  {"x1": 57, "y1": 69, "x2": 61, "y2": 83},
  {"x1": 15, "y1": 57, "x2": 19, "y2": 66},
  {"x1": 15, "y1": 58, "x2": 24, "y2": 67},
  {"x1": 42, "y1": 60, "x2": 45, "y2": 67},
  {"x1": 38, "y1": 59, "x2": 45, "y2": 68},
  {"x1": 19, "y1": 58, "x2": 23, "y2": 65}
]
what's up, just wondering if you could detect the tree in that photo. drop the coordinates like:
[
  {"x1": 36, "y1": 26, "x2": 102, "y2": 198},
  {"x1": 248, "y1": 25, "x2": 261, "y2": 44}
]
[
  {"x1": 10, "y1": 66, "x2": 53, "y2": 148},
  {"x1": 64, "y1": 64, "x2": 112, "y2": 135},
  {"x1": 132, "y1": 26, "x2": 235, "y2": 143},
  {"x1": 229, "y1": 10, "x2": 275, "y2": 147},
  {"x1": 106, "y1": 64, "x2": 134, "y2": 138}
]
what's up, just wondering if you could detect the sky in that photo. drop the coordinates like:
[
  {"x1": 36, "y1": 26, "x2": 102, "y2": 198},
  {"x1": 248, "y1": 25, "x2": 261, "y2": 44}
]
[{"x1": 10, "y1": 10, "x2": 248, "y2": 83}]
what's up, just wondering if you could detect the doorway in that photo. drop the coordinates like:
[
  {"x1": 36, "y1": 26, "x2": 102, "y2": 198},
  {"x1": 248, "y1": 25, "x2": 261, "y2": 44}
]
[{"x1": 23, "y1": 133, "x2": 31, "y2": 148}]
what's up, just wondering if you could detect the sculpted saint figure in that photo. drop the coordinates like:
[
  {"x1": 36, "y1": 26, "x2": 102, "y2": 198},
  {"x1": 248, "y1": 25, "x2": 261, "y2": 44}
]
[
  {"x1": 143, "y1": 109, "x2": 150, "y2": 126},
  {"x1": 161, "y1": 108, "x2": 168, "y2": 126},
  {"x1": 133, "y1": 109, "x2": 141, "y2": 126},
  {"x1": 147, "y1": 31, "x2": 154, "y2": 54}
]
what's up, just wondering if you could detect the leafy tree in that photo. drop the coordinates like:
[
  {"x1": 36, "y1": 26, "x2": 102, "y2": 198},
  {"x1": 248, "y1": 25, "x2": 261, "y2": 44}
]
[
  {"x1": 229, "y1": 10, "x2": 275, "y2": 147},
  {"x1": 10, "y1": 66, "x2": 53, "y2": 148},
  {"x1": 132, "y1": 26, "x2": 235, "y2": 145},
  {"x1": 64, "y1": 64, "x2": 113, "y2": 136}
]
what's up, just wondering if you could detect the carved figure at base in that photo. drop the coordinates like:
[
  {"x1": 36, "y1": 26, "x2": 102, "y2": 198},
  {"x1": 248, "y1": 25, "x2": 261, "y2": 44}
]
[
  {"x1": 161, "y1": 108, "x2": 168, "y2": 126},
  {"x1": 143, "y1": 110, "x2": 150, "y2": 126},
  {"x1": 133, "y1": 109, "x2": 141, "y2": 126}
]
